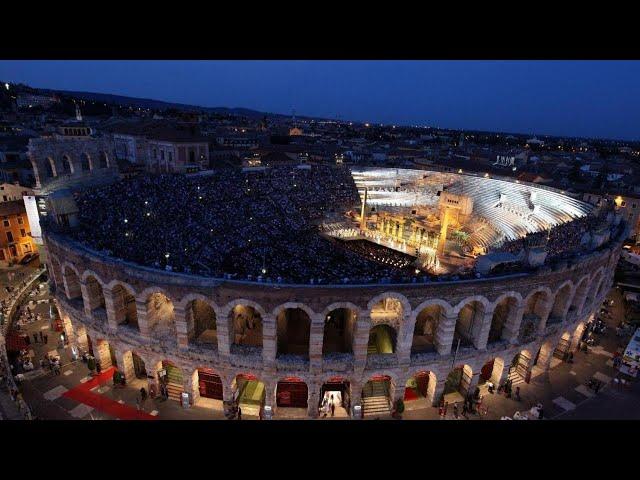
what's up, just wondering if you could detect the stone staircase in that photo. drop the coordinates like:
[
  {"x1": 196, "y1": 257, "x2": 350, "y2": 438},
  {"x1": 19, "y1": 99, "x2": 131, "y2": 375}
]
[
  {"x1": 362, "y1": 381, "x2": 391, "y2": 417},
  {"x1": 165, "y1": 367, "x2": 183, "y2": 402},
  {"x1": 508, "y1": 368, "x2": 526, "y2": 387}
]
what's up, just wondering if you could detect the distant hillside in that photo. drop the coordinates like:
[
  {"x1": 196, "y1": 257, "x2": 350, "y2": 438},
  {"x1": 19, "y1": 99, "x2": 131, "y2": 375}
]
[{"x1": 36, "y1": 87, "x2": 319, "y2": 121}]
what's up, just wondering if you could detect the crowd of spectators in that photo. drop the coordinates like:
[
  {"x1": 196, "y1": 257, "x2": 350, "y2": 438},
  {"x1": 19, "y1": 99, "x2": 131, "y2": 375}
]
[{"x1": 71, "y1": 164, "x2": 422, "y2": 284}]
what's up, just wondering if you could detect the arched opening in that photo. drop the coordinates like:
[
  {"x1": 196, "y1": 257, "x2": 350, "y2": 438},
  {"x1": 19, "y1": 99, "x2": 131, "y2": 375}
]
[
  {"x1": 188, "y1": 299, "x2": 217, "y2": 348},
  {"x1": 80, "y1": 153, "x2": 91, "y2": 172},
  {"x1": 362, "y1": 375, "x2": 392, "y2": 417},
  {"x1": 411, "y1": 305, "x2": 443, "y2": 354},
  {"x1": 63, "y1": 266, "x2": 83, "y2": 307},
  {"x1": 319, "y1": 377, "x2": 351, "y2": 418},
  {"x1": 553, "y1": 332, "x2": 572, "y2": 362},
  {"x1": 489, "y1": 297, "x2": 517, "y2": 344},
  {"x1": 404, "y1": 371, "x2": 436, "y2": 408},
  {"x1": 520, "y1": 291, "x2": 550, "y2": 340},
  {"x1": 111, "y1": 284, "x2": 138, "y2": 329},
  {"x1": 571, "y1": 322, "x2": 586, "y2": 351},
  {"x1": 323, "y1": 307, "x2": 356, "y2": 355},
  {"x1": 232, "y1": 373, "x2": 265, "y2": 419},
  {"x1": 454, "y1": 301, "x2": 485, "y2": 349},
  {"x1": 131, "y1": 352, "x2": 147, "y2": 378},
  {"x1": 367, "y1": 324, "x2": 397, "y2": 354},
  {"x1": 146, "y1": 292, "x2": 175, "y2": 337},
  {"x1": 443, "y1": 365, "x2": 473, "y2": 403},
  {"x1": 481, "y1": 357, "x2": 505, "y2": 388},
  {"x1": 276, "y1": 307, "x2": 310, "y2": 357},
  {"x1": 85, "y1": 275, "x2": 105, "y2": 315},
  {"x1": 157, "y1": 360, "x2": 183, "y2": 403},
  {"x1": 572, "y1": 278, "x2": 589, "y2": 316},
  {"x1": 549, "y1": 284, "x2": 572, "y2": 324},
  {"x1": 93, "y1": 339, "x2": 116, "y2": 370},
  {"x1": 370, "y1": 297, "x2": 404, "y2": 324},
  {"x1": 62, "y1": 155, "x2": 73, "y2": 175},
  {"x1": 230, "y1": 304, "x2": 263, "y2": 350},
  {"x1": 196, "y1": 367, "x2": 224, "y2": 411},
  {"x1": 276, "y1": 377, "x2": 308, "y2": 416},
  {"x1": 532, "y1": 341, "x2": 554, "y2": 376},
  {"x1": 44, "y1": 157, "x2": 56, "y2": 178},
  {"x1": 99, "y1": 151, "x2": 109, "y2": 168},
  {"x1": 508, "y1": 350, "x2": 531, "y2": 384}
]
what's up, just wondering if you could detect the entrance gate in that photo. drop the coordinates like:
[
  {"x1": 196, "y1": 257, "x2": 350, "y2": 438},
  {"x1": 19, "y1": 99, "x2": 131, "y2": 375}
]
[
  {"x1": 276, "y1": 378, "x2": 308, "y2": 408},
  {"x1": 198, "y1": 368, "x2": 223, "y2": 400}
]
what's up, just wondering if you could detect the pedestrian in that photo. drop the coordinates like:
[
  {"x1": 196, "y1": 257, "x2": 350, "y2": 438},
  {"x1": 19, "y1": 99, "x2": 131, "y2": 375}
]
[
  {"x1": 96, "y1": 361, "x2": 101, "y2": 375},
  {"x1": 140, "y1": 387, "x2": 148, "y2": 403},
  {"x1": 594, "y1": 381, "x2": 601, "y2": 394},
  {"x1": 453, "y1": 402, "x2": 459, "y2": 419},
  {"x1": 438, "y1": 403, "x2": 444, "y2": 418},
  {"x1": 515, "y1": 386, "x2": 521, "y2": 401},
  {"x1": 43, "y1": 333, "x2": 48, "y2": 344},
  {"x1": 136, "y1": 394, "x2": 142, "y2": 411},
  {"x1": 538, "y1": 407, "x2": 544, "y2": 420},
  {"x1": 33, "y1": 333, "x2": 38, "y2": 344},
  {"x1": 331, "y1": 401, "x2": 336, "y2": 417},
  {"x1": 443, "y1": 401, "x2": 448, "y2": 418},
  {"x1": 237, "y1": 407, "x2": 242, "y2": 420},
  {"x1": 54, "y1": 364, "x2": 60, "y2": 376},
  {"x1": 461, "y1": 401, "x2": 468, "y2": 418},
  {"x1": 39, "y1": 331, "x2": 43, "y2": 342},
  {"x1": 25, "y1": 335, "x2": 30, "y2": 346}
]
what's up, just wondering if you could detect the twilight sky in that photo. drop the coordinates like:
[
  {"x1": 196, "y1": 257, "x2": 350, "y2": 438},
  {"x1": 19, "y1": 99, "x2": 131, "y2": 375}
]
[{"x1": 0, "y1": 60, "x2": 639, "y2": 141}]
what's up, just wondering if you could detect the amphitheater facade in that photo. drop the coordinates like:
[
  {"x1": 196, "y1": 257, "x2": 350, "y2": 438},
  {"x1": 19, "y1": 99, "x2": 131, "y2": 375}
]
[{"x1": 45, "y1": 217, "x2": 625, "y2": 418}]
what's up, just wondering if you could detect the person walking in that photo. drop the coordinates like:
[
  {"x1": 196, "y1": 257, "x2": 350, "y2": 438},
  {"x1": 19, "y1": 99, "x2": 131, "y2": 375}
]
[
  {"x1": 330, "y1": 400, "x2": 336, "y2": 417},
  {"x1": 462, "y1": 401, "x2": 468, "y2": 418},
  {"x1": 33, "y1": 333, "x2": 38, "y2": 344},
  {"x1": 237, "y1": 407, "x2": 242, "y2": 420},
  {"x1": 515, "y1": 386, "x2": 521, "y2": 401},
  {"x1": 443, "y1": 401, "x2": 448, "y2": 418},
  {"x1": 39, "y1": 331, "x2": 44, "y2": 342},
  {"x1": 43, "y1": 333, "x2": 48, "y2": 344},
  {"x1": 96, "y1": 361, "x2": 102, "y2": 375},
  {"x1": 453, "y1": 402, "x2": 459, "y2": 419}
]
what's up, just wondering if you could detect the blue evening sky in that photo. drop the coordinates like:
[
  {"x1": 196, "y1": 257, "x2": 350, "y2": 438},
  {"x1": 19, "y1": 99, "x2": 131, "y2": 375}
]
[{"x1": 0, "y1": 60, "x2": 638, "y2": 140}]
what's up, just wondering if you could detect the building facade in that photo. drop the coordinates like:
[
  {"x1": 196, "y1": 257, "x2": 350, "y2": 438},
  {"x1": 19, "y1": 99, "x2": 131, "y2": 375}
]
[{"x1": 0, "y1": 200, "x2": 36, "y2": 266}]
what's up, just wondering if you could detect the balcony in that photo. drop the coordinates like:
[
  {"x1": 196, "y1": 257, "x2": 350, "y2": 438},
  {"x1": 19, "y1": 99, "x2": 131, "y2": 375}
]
[
  {"x1": 229, "y1": 344, "x2": 263, "y2": 369},
  {"x1": 276, "y1": 353, "x2": 310, "y2": 372},
  {"x1": 410, "y1": 350, "x2": 438, "y2": 366}
]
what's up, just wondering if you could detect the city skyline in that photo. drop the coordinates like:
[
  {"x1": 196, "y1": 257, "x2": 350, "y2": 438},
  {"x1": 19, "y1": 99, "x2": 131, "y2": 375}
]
[{"x1": 1, "y1": 60, "x2": 639, "y2": 141}]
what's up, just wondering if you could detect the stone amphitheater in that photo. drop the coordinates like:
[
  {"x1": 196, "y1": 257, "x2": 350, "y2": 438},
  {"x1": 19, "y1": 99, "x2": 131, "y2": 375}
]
[{"x1": 41, "y1": 165, "x2": 626, "y2": 419}]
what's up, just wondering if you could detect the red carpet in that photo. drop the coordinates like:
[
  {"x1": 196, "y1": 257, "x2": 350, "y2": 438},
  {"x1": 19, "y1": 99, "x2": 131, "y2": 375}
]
[{"x1": 63, "y1": 367, "x2": 157, "y2": 420}]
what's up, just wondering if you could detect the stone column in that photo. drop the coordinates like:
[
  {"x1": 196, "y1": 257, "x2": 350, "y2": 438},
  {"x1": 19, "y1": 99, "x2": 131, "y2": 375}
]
[
  {"x1": 174, "y1": 304, "x2": 189, "y2": 350},
  {"x1": 262, "y1": 314, "x2": 277, "y2": 368},
  {"x1": 435, "y1": 312, "x2": 456, "y2": 356},
  {"x1": 103, "y1": 290, "x2": 119, "y2": 331},
  {"x1": 431, "y1": 378, "x2": 447, "y2": 407},
  {"x1": 135, "y1": 299, "x2": 151, "y2": 338},
  {"x1": 397, "y1": 315, "x2": 416, "y2": 366},
  {"x1": 75, "y1": 326, "x2": 89, "y2": 351},
  {"x1": 536, "y1": 343, "x2": 554, "y2": 372},
  {"x1": 309, "y1": 316, "x2": 324, "y2": 373},
  {"x1": 474, "y1": 311, "x2": 494, "y2": 351},
  {"x1": 223, "y1": 383, "x2": 235, "y2": 417},
  {"x1": 94, "y1": 339, "x2": 112, "y2": 370},
  {"x1": 216, "y1": 308, "x2": 232, "y2": 359},
  {"x1": 502, "y1": 306, "x2": 524, "y2": 344},
  {"x1": 352, "y1": 315, "x2": 371, "y2": 371},
  {"x1": 350, "y1": 380, "x2": 363, "y2": 415},
  {"x1": 307, "y1": 383, "x2": 320, "y2": 418},
  {"x1": 116, "y1": 350, "x2": 135, "y2": 383},
  {"x1": 536, "y1": 300, "x2": 554, "y2": 334},
  {"x1": 183, "y1": 370, "x2": 198, "y2": 406}
]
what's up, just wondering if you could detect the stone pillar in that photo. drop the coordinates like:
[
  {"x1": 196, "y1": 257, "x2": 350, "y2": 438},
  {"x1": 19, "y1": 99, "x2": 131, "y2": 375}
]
[
  {"x1": 435, "y1": 312, "x2": 456, "y2": 356},
  {"x1": 536, "y1": 344, "x2": 554, "y2": 372},
  {"x1": 94, "y1": 339, "x2": 112, "y2": 369},
  {"x1": 352, "y1": 315, "x2": 371, "y2": 371},
  {"x1": 183, "y1": 370, "x2": 198, "y2": 406},
  {"x1": 503, "y1": 306, "x2": 524, "y2": 344},
  {"x1": 116, "y1": 350, "x2": 135, "y2": 383},
  {"x1": 174, "y1": 305, "x2": 189, "y2": 350},
  {"x1": 397, "y1": 314, "x2": 416, "y2": 366},
  {"x1": 223, "y1": 383, "x2": 235, "y2": 417},
  {"x1": 103, "y1": 291, "x2": 119, "y2": 331},
  {"x1": 309, "y1": 316, "x2": 324, "y2": 372},
  {"x1": 216, "y1": 308, "x2": 232, "y2": 359},
  {"x1": 262, "y1": 315, "x2": 277, "y2": 367},
  {"x1": 536, "y1": 299, "x2": 553, "y2": 334},
  {"x1": 135, "y1": 299, "x2": 151, "y2": 338},
  {"x1": 350, "y1": 380, "x2": 362, "y2": 414},
  {"x1": 307, "y1": 383, "x2": 320, "y2": 418},
  {"x1": 75, "y1": 326, "x2": 89, "y2": 351},
  {"x1": 570, "y1": 324, "x2": 585, "y2": 352},
  {"x1": 431, "y1": 378, "x2": 447, "y2": 406},
  {"x1": 474, "y1": 311, "x2": 494, "y2": 351},
  {"x1": 63, "y1": 273, "x2": 82, "y2": 301}
]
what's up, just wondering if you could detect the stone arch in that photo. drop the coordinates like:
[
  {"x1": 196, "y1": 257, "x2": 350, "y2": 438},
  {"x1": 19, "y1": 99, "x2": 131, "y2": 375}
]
[
  {"x1": 275, "y1": 304, "x2": 312, "y2": 358},
  {"x1": 367, "y1": 292, "x2": 411, "y2": 320},
  {"x1": 571, "y1": 275, "x2": 590, "y2": 316},
  {"x1": 227, "y1": 301, "x2": 264, "y2": 350},
  {"x1": 184, "y1": 297, "x2": 218, "y2": 348},
  {"x1": 488, "y1": 294, "x2": 520, "y2": 345},
  {"x1": 552, "y1": 331, "x2": 573, "y2": 362},
  {"x1": 411, "y1": 300, "x2": 452, "y2": 354},
  {"x1": 521, "y1": 287, "x2": 553, "y2": 334},
  {"x1": 322, "y1": 303, "x2": 358, "y2": 355},
  {"x1": 443, "y1": 364, "x2": 474, "y2": 398},
  {"x1": 275, "y1": 376, "x2": 309, "y2": 412},
  {"x1": 144, "y1": 291, "x2": 176, "y2": 337},
  {"x1": 83, "y1": 273, "x2": 106, "y2": 314},
  {"x1": 45, "y1": 157, "x2": 57, "y2": 178},
  {"x1": 367, "y1": 323, "x2": 397, "y2": 354},
  {"x1": 61, "y1": 154, "x2": 74, "y2": 175},
  {"x1": 479, "y1": 357, "x2": 505, "y2": 385},
  {"x1": 453, "y1": 296, "x2": 490, "y2": 349},
  {"x1": 108, "y1": 282, "x2": 138, "y2": 328},
  {"x1": 62, "y1": 263, "x2": 82, "y2": 302},
  {"x1": 510, "y1": 349, "x2": 533, "y2": 383},
  {"x1": 98, "y1": 151, "x2": 109, "y2": 168},
  {"x1": 80, "y1": 152, "x2": 92, "y2": 172},
  {"x1": 232, "y1": 373, "x2": 267, "y2": 418},
  {"x1": 404, "y1": 370, "x2": 437, "y2": 407},
  {"x1": 548, "y1": 281, "x2": 574, "y2": 324},
  {"x1": 192, "y1": 367, "x2": 225, "y2": 409},
  {"x1": 571, "y1": 321, "x2": 586, "y2": 351}
]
